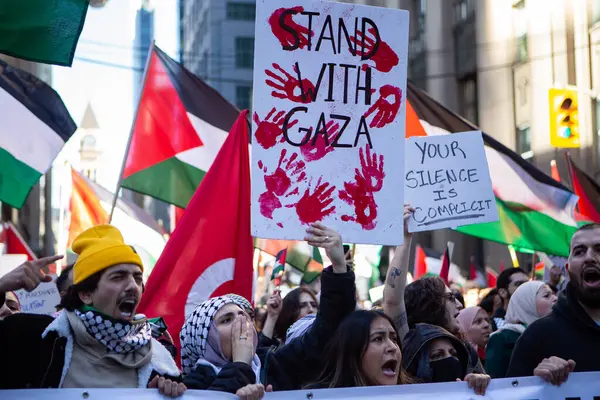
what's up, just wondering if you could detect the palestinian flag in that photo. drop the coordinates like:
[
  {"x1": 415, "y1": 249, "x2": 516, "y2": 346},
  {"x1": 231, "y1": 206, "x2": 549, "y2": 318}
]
[
  {"x1": 413, "y1": 245, "x2": 465, "y2": 284},
  {"x1": 407, "y1": 83, "x2": 578, "y2": 257},
  {"x1": 566, "y1": 155, "x2": 600, "y2": 223},
  {"x1": 0, "y1": 59, "x2": 77, "y2": 208},
  {"x1": 255, "y1": 238, "x2": 324, "y2": 277},
  {"x1": 271, "y1": 248, "x2": 287, "y2": 284},
  {"x1": 0, "y1": 0, "x2": 89, "y2": 66},
  {"x1": 67, "y1": 168, "x2": 166, "y2": 275},
  {"x1": 486, "y1": 267, "x2": 498, "y2": 288},
  {"x1": 121, "y1": 45, "x2": 240, "y2": 209},
  {"x1": 439, "y1": 246, "x2": 450, "y2": 284}
]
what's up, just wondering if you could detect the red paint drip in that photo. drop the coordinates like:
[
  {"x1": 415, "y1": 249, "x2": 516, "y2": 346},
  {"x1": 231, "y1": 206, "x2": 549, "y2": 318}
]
[{"x1": 268, "y1": 7, "x2": 314, "y2": 50}]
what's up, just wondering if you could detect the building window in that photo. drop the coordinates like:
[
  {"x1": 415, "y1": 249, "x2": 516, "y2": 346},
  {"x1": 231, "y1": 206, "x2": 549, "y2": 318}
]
[
  {"x1": 236, "y1": 86, "x2": 252, "y2": 110},
  {"x1": 517, "y1": 125, "x2": 532, "y2": 158},
  {"x1": 227, "y1": 2, "x2": 256, "y2": 21},
  {"x1": 592, "y1": 0, "x2": 600, "y2": 25},
  {"x1": 513, "y1": 0, "x2": 528, "y2": 63},
  {"x1": 235, "y1": 37, "x2": 255, "y2": 69},
  {"x1": 458, "y1": 77, "x2": 478, "y2": 125}
]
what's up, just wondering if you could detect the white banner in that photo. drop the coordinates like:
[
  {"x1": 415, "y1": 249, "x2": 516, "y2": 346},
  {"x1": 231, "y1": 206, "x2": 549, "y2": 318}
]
[{"x1": 3, "y1": 373, "x2": 600, "y2": 399}]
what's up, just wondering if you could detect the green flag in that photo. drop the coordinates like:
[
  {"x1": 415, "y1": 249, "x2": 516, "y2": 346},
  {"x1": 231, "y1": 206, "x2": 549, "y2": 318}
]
[{"x1": 0, "y1": 0, "x2": 90, "y2": 66}]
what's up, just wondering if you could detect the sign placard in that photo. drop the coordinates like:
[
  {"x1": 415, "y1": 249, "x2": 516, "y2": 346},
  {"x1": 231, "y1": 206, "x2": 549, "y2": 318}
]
[
  {"x1": 251, "y1": 0, "x2": 409, "y2": 245},
  {"x1": 405, "y1": 131, "x2": 498, "y2": 232}
]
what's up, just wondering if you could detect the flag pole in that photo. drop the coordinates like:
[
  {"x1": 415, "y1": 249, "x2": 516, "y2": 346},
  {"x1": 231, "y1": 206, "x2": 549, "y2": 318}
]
[{"x1": 108, "y1": 41, "x2": 155, "y2": 223}]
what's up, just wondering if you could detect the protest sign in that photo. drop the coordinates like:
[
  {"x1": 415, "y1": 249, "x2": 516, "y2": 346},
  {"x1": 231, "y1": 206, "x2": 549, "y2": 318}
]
[
  {"x1": 0, "y1": 254, "x2": 60, "y2": 315},
  {"x1": 15, "y1": 277, "x2": 60, "y2": 315},
  {"x1": 4, "y1": 372, "x2": 600, "y2": 399},
  {"x1": 251, "y1": 0, "x2": 409, "y2": 245},
  {"x1": 405, "y1": 131, "x2": 498, "y2": 232}
]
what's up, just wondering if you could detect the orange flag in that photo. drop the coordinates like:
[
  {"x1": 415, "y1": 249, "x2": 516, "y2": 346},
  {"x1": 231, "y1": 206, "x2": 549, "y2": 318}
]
[{"x1": 68, "y1": 168, "x2": 108, "y2": 247}]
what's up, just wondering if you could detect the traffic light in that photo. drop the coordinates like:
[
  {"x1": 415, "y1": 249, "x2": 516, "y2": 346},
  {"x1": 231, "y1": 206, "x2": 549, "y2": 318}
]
[{"x1": 549, "y1": 88, "x2": 579, "y2": 148}]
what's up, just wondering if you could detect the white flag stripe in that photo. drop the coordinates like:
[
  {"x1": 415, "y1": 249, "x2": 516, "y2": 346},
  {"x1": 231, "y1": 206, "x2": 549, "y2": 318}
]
[{"x1": 0, "y1": 86, "x2": 65, "y2": 173}]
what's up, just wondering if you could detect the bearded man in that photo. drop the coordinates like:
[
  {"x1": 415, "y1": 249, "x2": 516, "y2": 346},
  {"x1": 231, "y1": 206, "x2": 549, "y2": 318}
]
[
  {"x1": 507, "y1": 223, "x2": 600, "y2": 384},
  {"x1": 0, "y1": 225, "x2": 185, "y2": 397}
]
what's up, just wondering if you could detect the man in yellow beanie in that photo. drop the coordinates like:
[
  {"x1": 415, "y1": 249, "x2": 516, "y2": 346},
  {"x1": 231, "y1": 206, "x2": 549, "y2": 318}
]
[{"x1": 0, "y1": 225, "x2": 186, "y2": 397}]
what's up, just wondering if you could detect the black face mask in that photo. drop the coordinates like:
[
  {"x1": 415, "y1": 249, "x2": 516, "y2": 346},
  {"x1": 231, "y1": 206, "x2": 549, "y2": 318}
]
[{"x1": 430, "y1": 357, "x2": 463, "y2": 383}]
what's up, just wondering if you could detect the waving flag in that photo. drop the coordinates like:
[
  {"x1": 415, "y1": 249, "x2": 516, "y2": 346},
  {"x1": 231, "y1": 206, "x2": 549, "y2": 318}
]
[
  {"x1": 121, "y1": 45, "x2": 240, "y2": 209},
  {"x1": 0, "y1": 59, "x2": 76, "y2": 208}
]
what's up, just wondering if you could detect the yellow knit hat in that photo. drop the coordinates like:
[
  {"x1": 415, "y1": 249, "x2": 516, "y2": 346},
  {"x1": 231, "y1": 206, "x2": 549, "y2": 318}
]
[{"x1": 72, "y1": 225, "x2": 143, "y2": 285}]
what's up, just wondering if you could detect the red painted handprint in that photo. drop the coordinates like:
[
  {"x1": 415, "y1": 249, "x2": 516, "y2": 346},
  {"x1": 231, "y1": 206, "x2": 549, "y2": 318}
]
[
  {"x1": 350, "y1": 28, "x2": 399, "y2": 73},
  {"x1": 300, "y1": 121, "x2": 340, "y2": 162},
  {"x1": 290, "y1": 177, "x2": 336, "y2": 225},
  {"x1": 257, "y1": 150, "x2": 306, "y2": 219},
  {"x1": 358, "y1": 146, "x2": 386, "y2": 192},
  {"x1": 364, "y1": 85, "x2": 402, "y2": 128},
  {"x1": 265, "y1": 63, "x2": 315, "y2": 104},
  {"x1": 253, "y1": 108, "x2": 298, "y2": 149},
  {"x1": 268, "y1": 7, "x2": 314, "y2": 50},
  {"x1": 339, "y1": 147, "x2": 386, "y2": 231}
]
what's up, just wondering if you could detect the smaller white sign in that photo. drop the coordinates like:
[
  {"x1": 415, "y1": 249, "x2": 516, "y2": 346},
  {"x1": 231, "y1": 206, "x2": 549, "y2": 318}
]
[
  {"x1": 405, "y1": 131, "x2": 498, "y2": 232},
  {"x1": 15, "y1": 277, "x2": 61, "y2": 316}
]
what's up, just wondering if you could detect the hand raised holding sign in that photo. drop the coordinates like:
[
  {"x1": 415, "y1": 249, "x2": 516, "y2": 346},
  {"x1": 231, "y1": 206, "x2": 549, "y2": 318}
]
[{"x1": 0, "y1": 255, "x2": 63, "y2": 294}]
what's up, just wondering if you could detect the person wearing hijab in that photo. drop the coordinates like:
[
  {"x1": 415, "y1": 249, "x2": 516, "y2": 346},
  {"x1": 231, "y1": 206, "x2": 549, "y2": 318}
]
[
  {"x1": 403, "y1": 323, "x2": 491, "y2": 396},
  {"x1": 181, "y1": 223, "x2": 356, "y2": 393},
  {"x1": 0, "y1": 291, "x2": 20, "y2": 318},
  {"x1": 485, "y1": 281, "x2": 557, "y2": 378},
  {"x1": 457, "y1": 306, "x2": 491, "y2": 366}
]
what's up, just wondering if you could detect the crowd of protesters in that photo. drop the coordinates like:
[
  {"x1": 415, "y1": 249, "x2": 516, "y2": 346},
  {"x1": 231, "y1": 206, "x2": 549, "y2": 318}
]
[{"x1": 1, "y1": 204, "x2": 599, "y2": 399}]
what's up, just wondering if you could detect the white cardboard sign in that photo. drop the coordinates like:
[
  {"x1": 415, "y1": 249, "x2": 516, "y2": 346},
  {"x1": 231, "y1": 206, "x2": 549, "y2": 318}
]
[
  {"x1": 251, "y1": 0, "x2": 409, "y2": 245},
  {"x1": 15, "y1": 277, "x2": 61, "y2": 316},
  {"x1": 405, "y1": 131, "x2": 498, "y2": 232}
]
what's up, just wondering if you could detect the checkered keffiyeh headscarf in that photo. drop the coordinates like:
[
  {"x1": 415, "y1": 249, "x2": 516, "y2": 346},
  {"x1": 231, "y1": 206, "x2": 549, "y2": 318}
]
[
  {"x1": 180, "y1": 296, "x2": 234, "y2": 375},
  {"x1": 227, "y1": 294, "x2": 253, "y2": 312}
]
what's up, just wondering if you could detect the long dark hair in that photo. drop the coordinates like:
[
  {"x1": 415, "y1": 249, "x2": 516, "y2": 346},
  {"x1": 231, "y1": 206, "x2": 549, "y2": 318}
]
[
  {"x1": 405, "y1": 276, "x2": 451, "y2": 330},
  {"x1": 314, "y1": 310, "x2": 414, "y2": 388},
  {"x1": 275, "y1": 287, "x2": 318, "y2": 341}
]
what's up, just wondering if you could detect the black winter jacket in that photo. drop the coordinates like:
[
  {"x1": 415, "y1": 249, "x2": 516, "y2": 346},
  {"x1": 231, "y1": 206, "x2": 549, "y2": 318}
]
[
  {"x1": 507, "y1": 282, "x2": 600, "y2": 377},
  {"x1": 402, "y1": 323, "x2": 471, "y2": 382},
  {"x1": 184, "y1": 266, "x2": 356, "y2": 393},
  {"x1": 0, "y1": 311, "x2": 183, "y2": 389}
]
